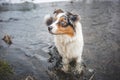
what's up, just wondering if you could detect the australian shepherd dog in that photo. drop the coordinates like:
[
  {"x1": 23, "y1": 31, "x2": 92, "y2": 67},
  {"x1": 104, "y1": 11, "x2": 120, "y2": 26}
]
[{"x1": 45, "y1": 9, "x2": 84, "y2": 74}]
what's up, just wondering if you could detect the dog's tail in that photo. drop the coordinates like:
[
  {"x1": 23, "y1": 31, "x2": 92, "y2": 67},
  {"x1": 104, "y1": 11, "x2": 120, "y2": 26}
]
[{"x1": 44, "y1": 14, "x2": 53, "y2": 26}]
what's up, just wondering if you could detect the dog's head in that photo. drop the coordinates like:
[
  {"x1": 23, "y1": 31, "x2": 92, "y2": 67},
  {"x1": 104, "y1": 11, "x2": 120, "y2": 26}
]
[{"x1": 45, "y1": 9, "x2": 80, "y2": 37}]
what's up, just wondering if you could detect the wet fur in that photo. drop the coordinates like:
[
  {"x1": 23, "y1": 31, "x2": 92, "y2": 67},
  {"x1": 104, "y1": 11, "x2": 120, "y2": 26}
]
[{"x1": 45, "y1": 9, "x2": 84, "y2": 73}]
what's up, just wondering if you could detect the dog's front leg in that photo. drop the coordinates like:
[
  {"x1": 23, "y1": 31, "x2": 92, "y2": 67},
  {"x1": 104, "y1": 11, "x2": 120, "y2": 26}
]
[
  {"x1": 74, "y1": 57, "x2": 84, "y2": 75},
  {"x1": 61, "y1": 58, "x2": 69, "y2": 72}
]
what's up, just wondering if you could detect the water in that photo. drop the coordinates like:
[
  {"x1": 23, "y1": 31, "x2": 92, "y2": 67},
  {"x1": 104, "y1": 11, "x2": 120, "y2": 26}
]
[
  {"x1": 0, "y1": 1, "x2": 120, "y2": 80},
  {"x1": 0, "y1": 0, "x2": 70, "y2": 4}
]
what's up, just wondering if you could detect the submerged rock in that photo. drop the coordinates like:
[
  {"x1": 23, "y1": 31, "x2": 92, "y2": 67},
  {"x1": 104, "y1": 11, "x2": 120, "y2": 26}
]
[{"x1": 2, "y1": 34, "x2": 12, "y2": 46}]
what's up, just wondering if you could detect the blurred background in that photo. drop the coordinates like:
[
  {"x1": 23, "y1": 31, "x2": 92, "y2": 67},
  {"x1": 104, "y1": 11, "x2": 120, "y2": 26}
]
[{"x1": 0, "y1": 0, "x2": 120, "y2": 80}]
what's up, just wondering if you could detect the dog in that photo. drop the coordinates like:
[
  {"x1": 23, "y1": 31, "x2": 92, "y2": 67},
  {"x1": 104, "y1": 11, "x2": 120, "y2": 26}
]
[{"x1": 45, "y1": 9, "x2": 84, "y2": 73}]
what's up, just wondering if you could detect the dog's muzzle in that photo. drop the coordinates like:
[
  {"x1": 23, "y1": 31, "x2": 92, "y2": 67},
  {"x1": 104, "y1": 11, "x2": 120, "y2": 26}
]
[
  {"x1": 48, "y1": 26, "x2": 52, "y2": 31},
  {"x1": 48, "y1": 26, "x2": 53, "y2": 33}
]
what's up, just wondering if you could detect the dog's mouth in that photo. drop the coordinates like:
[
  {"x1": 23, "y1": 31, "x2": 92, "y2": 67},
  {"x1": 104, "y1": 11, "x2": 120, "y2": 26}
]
[
  {"x1": 48, "y1": 27, "x2": 65, "y2": 35},
  {"x1": 48, "y1": 30, "x2": 54, "y2": 34},
  {"x1": 48, "y1": 30, "x2": 64, "y2": 35},
  {"x1": 48, "y1": 29, "x2": 56, "y2": 35}
]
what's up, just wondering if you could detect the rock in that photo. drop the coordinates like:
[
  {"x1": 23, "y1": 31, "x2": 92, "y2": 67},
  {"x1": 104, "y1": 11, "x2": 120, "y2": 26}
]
[{"x1": 2, "y1": 34, "x2": 12, "y2": 46}]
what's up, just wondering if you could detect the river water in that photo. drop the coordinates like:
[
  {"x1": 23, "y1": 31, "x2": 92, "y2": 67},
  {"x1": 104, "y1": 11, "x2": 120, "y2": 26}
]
[{"x1": 0, "y1": 1, "x2": 120, "y2": 80}]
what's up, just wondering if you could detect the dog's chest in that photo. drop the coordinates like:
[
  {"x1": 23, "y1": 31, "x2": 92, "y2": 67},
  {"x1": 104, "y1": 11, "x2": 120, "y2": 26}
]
[{"x1": 54, "y1": 35, "x2": 81, "y2": 58}]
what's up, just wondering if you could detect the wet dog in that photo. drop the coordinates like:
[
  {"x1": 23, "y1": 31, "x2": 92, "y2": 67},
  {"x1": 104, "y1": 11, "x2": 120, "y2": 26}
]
[{"x1": 45, "y1": 9, "x2": 84, "y2": 74}]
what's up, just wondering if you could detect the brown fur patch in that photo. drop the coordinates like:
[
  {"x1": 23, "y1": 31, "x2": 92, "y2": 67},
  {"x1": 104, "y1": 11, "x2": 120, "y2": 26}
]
[
  {"x1": 53, "y1": 9, "x2": 64, "y2": 16},
  {"x1": 58, "y1": 17, "x2": 68, "y2": 27},
  {"x1": 59, "y1": 17, "x2": 66, "y2": 21},
  {"x1": 56, "y1": 25, "x2": 74, "y2": 37}
]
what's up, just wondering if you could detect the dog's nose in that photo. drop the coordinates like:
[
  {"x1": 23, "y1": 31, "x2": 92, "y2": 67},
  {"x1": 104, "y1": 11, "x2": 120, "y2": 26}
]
[{"x1": 48, "y1": 26, "x2": 53, "y2": 31}]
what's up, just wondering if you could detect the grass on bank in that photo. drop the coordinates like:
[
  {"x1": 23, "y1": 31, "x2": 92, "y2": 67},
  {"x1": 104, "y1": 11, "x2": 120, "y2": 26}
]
[{"x1": 0, "y1": 59, "x2": 13, "y2": 80}]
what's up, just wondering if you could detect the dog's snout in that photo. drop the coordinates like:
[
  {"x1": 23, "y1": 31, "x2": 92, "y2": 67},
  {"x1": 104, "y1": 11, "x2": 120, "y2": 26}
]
[{"x1": 48, "y1": 26, "x2": 53, "y2": 31}]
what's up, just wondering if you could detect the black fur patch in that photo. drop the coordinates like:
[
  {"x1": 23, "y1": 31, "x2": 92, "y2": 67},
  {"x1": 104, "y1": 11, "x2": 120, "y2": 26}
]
[
  {"x1": 67, "y1": 12, "x2": 79, "y2": 22},
  {"x1": 46, "y1": 17, "x2": 53, "y2": 26}
]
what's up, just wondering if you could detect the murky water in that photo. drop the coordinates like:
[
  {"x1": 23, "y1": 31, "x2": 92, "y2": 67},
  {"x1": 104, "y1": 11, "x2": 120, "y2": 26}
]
[{"x1": 0, "y1": 1, "x2": 120, "y2": 80}]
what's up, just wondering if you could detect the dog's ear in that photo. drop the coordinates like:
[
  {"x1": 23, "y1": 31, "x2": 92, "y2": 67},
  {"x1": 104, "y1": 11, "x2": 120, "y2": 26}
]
[
  {"x1": 53, "y1": 9, "x2": 64, "y2": 15},
  {"x1": 44, "y1": 14, "x2": 53, "y2": 26},
  {"x1": 67, "y1": 12, "x2": 80, "y2": 23}
]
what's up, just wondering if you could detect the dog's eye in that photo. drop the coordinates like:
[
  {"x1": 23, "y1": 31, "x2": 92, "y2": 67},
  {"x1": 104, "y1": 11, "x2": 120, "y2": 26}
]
[
  {"x1": 59, "y1": 21, "x2": 67, "y2": 27},
  {"x1": 61, "y1": 21, "x2": 65, "y2": 25}
]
